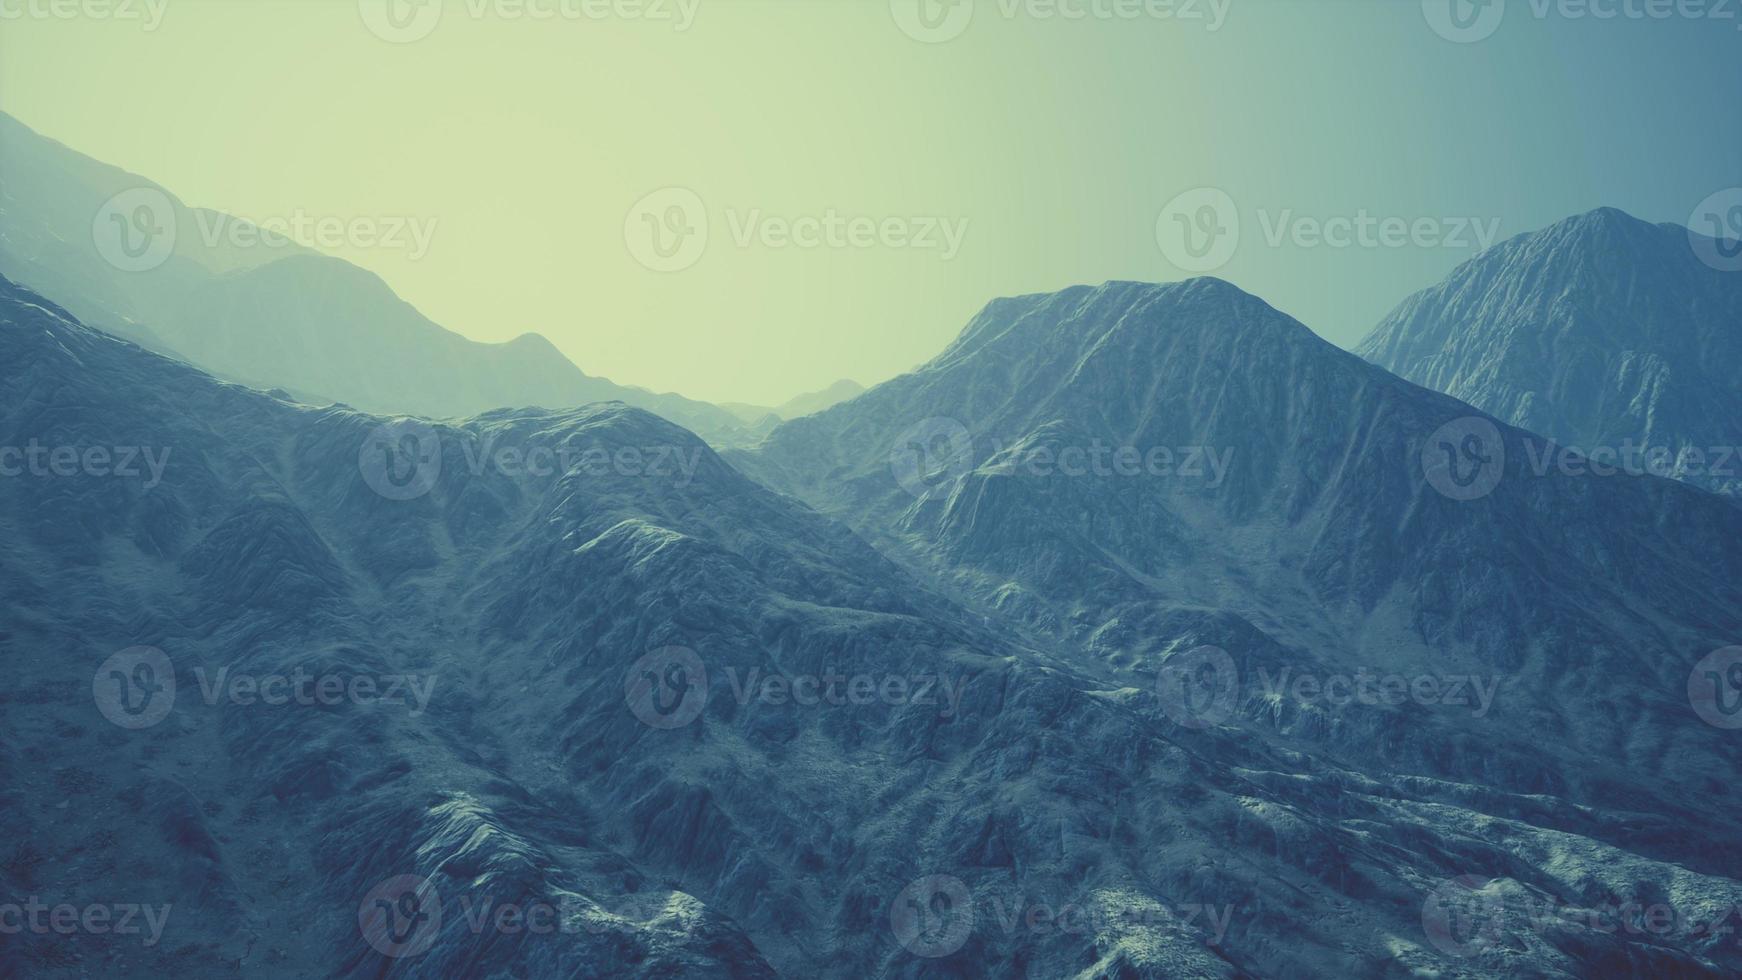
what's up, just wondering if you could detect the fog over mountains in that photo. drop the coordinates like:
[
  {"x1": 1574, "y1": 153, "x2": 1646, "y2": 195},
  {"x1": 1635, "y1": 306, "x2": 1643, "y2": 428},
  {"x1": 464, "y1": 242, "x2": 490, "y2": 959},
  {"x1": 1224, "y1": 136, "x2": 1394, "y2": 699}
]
[
  {"x1": 8, "y1": 176, "x2": 1742, "y2": 977},
  {"x1": 0, "y1": 112, "x2": 745, "y2": 440}
]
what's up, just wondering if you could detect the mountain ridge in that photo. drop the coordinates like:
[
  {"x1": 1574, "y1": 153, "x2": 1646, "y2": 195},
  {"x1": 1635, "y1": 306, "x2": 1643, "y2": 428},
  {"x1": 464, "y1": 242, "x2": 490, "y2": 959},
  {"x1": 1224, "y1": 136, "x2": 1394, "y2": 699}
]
[
  {"x1": 1357, "y1": 206, "x2": 1742, "y2": 497},
  {"x1": 0, "y1": 110, "x2": 747, "y2": 438}
]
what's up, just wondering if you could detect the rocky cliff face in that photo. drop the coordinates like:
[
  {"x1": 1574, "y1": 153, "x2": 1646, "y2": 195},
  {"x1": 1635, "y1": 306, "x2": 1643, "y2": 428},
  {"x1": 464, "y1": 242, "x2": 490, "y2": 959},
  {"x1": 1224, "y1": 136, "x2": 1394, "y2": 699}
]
[
  {"x1": 8, "y1": 270, "x2": 1742, "y2": 978},
  {"x1": 1358, "y1": 207, "x2": 1742, "y2": 498}
]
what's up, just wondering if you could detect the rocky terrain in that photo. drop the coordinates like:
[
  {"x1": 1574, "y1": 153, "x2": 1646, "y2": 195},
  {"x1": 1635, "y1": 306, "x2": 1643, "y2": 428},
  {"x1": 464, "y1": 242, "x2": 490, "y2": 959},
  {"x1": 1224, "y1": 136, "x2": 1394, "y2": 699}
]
[
  {"x1": 7, "y1": 264, "x2": 1742, "y2": 978},
  {"x1": 1358, "y1": 207, "x2": 1742, "y2": 498}
]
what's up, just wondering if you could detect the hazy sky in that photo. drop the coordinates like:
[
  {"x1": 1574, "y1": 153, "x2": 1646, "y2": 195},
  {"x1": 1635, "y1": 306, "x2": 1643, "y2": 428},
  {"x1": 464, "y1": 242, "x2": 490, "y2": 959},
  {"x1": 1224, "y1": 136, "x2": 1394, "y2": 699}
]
[{"x1": 3, "y1": 0, "x2": 1738, "y2": 404}]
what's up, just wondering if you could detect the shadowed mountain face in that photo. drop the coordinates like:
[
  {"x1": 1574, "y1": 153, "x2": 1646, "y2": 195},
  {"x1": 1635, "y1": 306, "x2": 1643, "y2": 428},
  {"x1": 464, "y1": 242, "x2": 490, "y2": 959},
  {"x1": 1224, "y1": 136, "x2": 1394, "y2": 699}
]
[
  {"x1": 10, "y1": 266, "x2": 1742, "y2": 979},
  {"x1": 1357, "y1": 207, "x2": 1742, "y2": 498},
  {"x1": 0, "y1": 111, "x2": 744, "y2": 440},
  {"x1": 743, "y1": 276, "x2": 1742, "y2": 973}
]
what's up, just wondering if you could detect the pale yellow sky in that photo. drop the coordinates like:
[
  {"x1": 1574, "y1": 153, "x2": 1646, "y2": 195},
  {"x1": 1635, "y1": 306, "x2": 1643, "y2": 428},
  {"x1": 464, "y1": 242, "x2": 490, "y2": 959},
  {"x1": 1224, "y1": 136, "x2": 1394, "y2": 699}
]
[{"x1": 3, "y1": 0, "x2": 1735, "y2": 404}]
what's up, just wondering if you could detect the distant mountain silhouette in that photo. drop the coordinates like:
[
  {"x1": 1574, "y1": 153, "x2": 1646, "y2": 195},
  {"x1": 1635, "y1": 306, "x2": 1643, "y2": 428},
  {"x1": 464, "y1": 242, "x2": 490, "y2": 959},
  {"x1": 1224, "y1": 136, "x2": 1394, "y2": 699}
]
[
  {"x1": 0, "y1": 111, "x2": 744, "y2": 438},
  {"x1": 720, "y1": 379, "x2": 867, "y2": 433}
]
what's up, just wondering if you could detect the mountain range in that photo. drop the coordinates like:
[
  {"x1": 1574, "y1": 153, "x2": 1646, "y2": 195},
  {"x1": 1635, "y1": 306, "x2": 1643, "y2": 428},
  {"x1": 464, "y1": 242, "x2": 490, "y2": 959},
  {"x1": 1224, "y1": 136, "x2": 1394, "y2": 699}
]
[{"x1": 9, "y1": 217, "x2": 1742, "y2": 980}]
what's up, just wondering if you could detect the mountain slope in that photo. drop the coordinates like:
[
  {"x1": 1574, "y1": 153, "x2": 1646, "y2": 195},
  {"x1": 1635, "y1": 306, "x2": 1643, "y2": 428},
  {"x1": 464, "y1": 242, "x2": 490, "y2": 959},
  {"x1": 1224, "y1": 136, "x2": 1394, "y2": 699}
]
[
  {"x1": 740, "y1": 276, "x2": 1742, "y2": 973},
  {"x1": 0, "y1": 111, "x2": 744, "y2": 438},
  {"x1": 11, "y1": 271, "x2": 1742, "y2": 977},
  {"x1": 1357, "y1": 207, "x2": 1742, "y2": 497}
]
